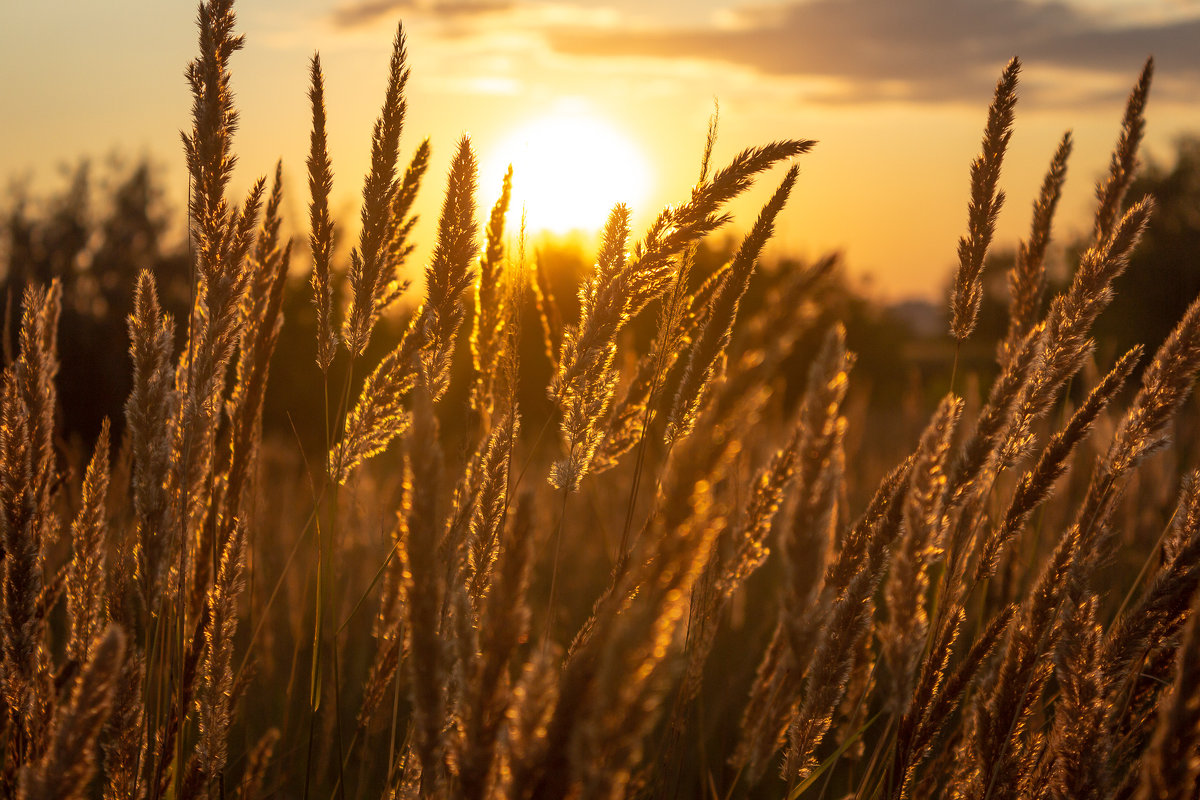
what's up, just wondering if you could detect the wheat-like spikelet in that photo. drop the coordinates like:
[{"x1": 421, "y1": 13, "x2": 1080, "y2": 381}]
[
  {"x1": 954, "y1": 526, "x2": 1078, "y2": 800},
  {"x1": 196, "y1": 520, "x2": 246, "y2": 793},
  {"x1": 172, "y1": 177, "x2": 263, "y2": 618},
  {"x1": 551, "y1": 139, "x2": 814, "y2": 423},
  {"x1": 469, "y1": 164, "x2": 513, "y2": 420},
  {"x1": 590, "y1": 254, "x2": 742, "y2": 474},
  {"x1": 657, "y1": 415, "x2": 810, "y2": 787},
  {"x1": 65, "y1": 419, "x2": 110, "y2": 664},
  {"x1": 356, "y1": 626, "x2": 401, "y2": 741},
  {"x1": 307, "y1": 53, "x2": 337, "y2": 371},
  {"x1": 883, "y1": 394, "x2": 962, "y2": 707},
  {"x1": 328, "y1": 327, "x2": 417, "y2": 485},
  {"x1": 175, "y1": 60, "x2": 266, "y2": 566},
  {"x1": 977, "y1": 346, "x2": 1140, "y2": 582},
  {"x1": 785, "y1": 565, "x2": 877, "y2": 782},
  {"x1": 369, "y1": 140, "x2": 430, "y2": 324},
  {"x1": 1093, "y1": 58, "x2": 1153, "y2": 246},
  {"x1": 681, "y1": 258, "x2": 729, "y2": 333},
  {"x1": 218, "y1": 162, "x2": 289, "y2": 561},
  {"x1": 628, "y1": 106, "x2": 723, "y2": 458},
  {"x1": 16, "y1": 282, "x2": 61, "y2": 547},
  {"x1": 1045, "y1": 594, "x2": 1109, "y2": 800},
  {"x1": 891, "y1": 605, "x2": 1015, "y2": 799},
  {"x1": 441, "y1": 444, "x2": 486, "y2": 605},
  {"x1": 1134, "y1": 582, "x2": 1200, "y2": 800},
  {"x1": 1101, "y1": 292, "x2": 1200, "y2": 480},
  {"x1": 125, "y1": 271, "x2": 179, "y2": 606},
  {"x1": 1004, "y1": 193, "x2": 1153, "y2": 464},
  {"x1": 735, "y1": 460, "x2": 910, "y2": 782},
  {"x1": 99, "y1": 650, "x2": 143, "y2": 800},
  {"x1": 331, "y1": 136, "x2": 478, "y2": 482},
  {"x1": 177, "y1": 190, "x2": 260, "y2": 572},
  {"x1": 383, "y1": 138, "x2": 431, "y2": 284},
  {"x1": 941, "y1": 325, "x2": 1044, "y2": 579},
  {"x1": 584, "y1": 112, "x2": 722, "y2": 482},
  {"x1": 1100, "y1": 474, "x2": 1200, "y2": 700},
  {"x1": 0, "y1": 280, "x2": 66, "y2": 758},
  {"x1": 1073, "y1": 291, "x2": 1200, "y2": 575},
  {"x1": 148, "y1": 609, "x2": 208, "y2": 800},
  {"x1": 549, "y1": 205, "x2": 631, "y2": 491},
  {"x1": 419, "y1": 134, "x2": 479, "y2": 397},
  {"x1": 1000, "y1": 131, "x2": 1072, "y2": 366},
  {"x1": 666, "y1": 164, "x2": 799, "y2": 443},
  {"x1": 16, "y1": 627, "x2": 125, "y2": 800},
  {"x1": 784, "y1": 457, "x2": 908, "y2": 783},
  {"x1": 181, "y1": 0, "x2": 242, "y2": 262},
  {"x1": 465, "y1": 406, "x2": 518, "y2": 602},
  {"x1": 650, "y1": 260, "x2": 702, "y2": 425},
  {"x1": 636, "y1": 139, "x2": 815, "y2": 283},
  {"x1": 782, "y1": 325, "x2": 851, "y2": 651},
  {"x1": 549, "y1": 201, "x2": 630, "y2": 402},
  {"x1": 897, "y1": 605, "x2": 968, "y2": 795},
  {"x1": 459, "y1": 487, "x2": 533, "y2": 800},
  {"x1": 400, "y1": 387, "x2": 449, "y2": 789},
  {"x1": 436, "y1": 423, "x2": 489, "y2": 608},
  {"x1": 342, "y1": 23, "x2": 410, "y2": 356},
  {"x1": 0, "y1": 370, "x2": 43, "y2": 723},
  {"x1": 586, "y1": 354, "x2": 660, "y2": 476},
  {"x1": 717, "y1": 419, "x2": 806, "y2": 600},
  {"x1": 950, "y1": 57, "x2": 1020, "y2": 342},
  {"x1": 1103, "y1": 641, "x2": 1186, "y2": 800}
]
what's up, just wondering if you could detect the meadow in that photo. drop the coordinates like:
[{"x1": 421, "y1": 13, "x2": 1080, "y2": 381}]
[{"x1": 1, "y1": 1, "x2": 1199, "y2": 799}]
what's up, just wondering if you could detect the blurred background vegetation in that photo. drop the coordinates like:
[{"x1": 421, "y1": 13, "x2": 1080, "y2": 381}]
[{"x1": 4, "y1": 137, "x2": 1199, "y2": 459}]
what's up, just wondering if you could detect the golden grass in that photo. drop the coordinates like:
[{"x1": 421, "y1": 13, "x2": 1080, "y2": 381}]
[{"x1": 1, "y1": 3, "x2": 1198, "y2": 799}]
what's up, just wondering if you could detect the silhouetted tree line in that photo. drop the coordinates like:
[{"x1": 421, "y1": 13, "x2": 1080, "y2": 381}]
[{"x1": 2, "y1": 161, "x2": 192, "y2": 447}]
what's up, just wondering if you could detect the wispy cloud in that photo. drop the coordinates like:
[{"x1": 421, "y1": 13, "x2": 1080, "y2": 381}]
[
  {"x1": 332, "y1": 0, "x2": 518, "y2": 29},
  {"x1": 541, "y1": 0, "x2": 1200, "y2": 104},
  {"x1": 327, "y1": 0, "x2": 1200, "y2": 106}
]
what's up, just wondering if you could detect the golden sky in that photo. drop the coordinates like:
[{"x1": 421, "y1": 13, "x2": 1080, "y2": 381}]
[{"x1": 5, "y1": 0, "x2": 1200, "y2": 299}]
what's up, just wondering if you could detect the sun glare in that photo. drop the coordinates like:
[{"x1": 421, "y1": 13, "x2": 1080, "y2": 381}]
[{"x1": 486, "y1": 107, "x2": 651, "y2": 235}]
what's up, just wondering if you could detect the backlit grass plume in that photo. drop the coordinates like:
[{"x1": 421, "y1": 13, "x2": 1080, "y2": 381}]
[
  {"x1": 342, "y1": 23, "x2": 411, "y2": 357},
  {"x1": 950, "y1": 57, "x2": 1020, "y2": 342}
]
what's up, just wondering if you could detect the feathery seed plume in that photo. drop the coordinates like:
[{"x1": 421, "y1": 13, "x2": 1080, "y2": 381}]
[{"x1": 950, "y1": 57, "x2": 1020, "y2": 342}]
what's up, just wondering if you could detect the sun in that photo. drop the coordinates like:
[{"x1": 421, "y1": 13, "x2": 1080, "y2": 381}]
[{"x1": 485, "y1": 107, "x2": 651, "y2": 235}]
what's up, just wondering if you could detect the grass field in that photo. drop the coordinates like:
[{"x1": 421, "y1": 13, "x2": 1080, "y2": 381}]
[{"x1": 2, "y1": 2, "x2": 1199, "y2": 799}]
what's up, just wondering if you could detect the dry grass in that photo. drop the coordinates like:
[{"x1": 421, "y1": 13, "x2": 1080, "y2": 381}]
[{"x1": 1, "y1": 3, "x2": 1199, "y2": 799}]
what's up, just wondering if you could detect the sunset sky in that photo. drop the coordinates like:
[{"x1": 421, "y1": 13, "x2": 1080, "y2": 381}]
[{"x1": 5, "y1": 0, "x2": 1200, "y2": 299}]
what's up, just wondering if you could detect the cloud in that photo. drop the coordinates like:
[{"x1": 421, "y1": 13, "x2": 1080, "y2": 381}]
[
  {"x1": 543, "y1": 0, "x2": 1200, "y2": 104},
  {"x1": 332, "y1": 0, "x2": 517, "y2": 29}
]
